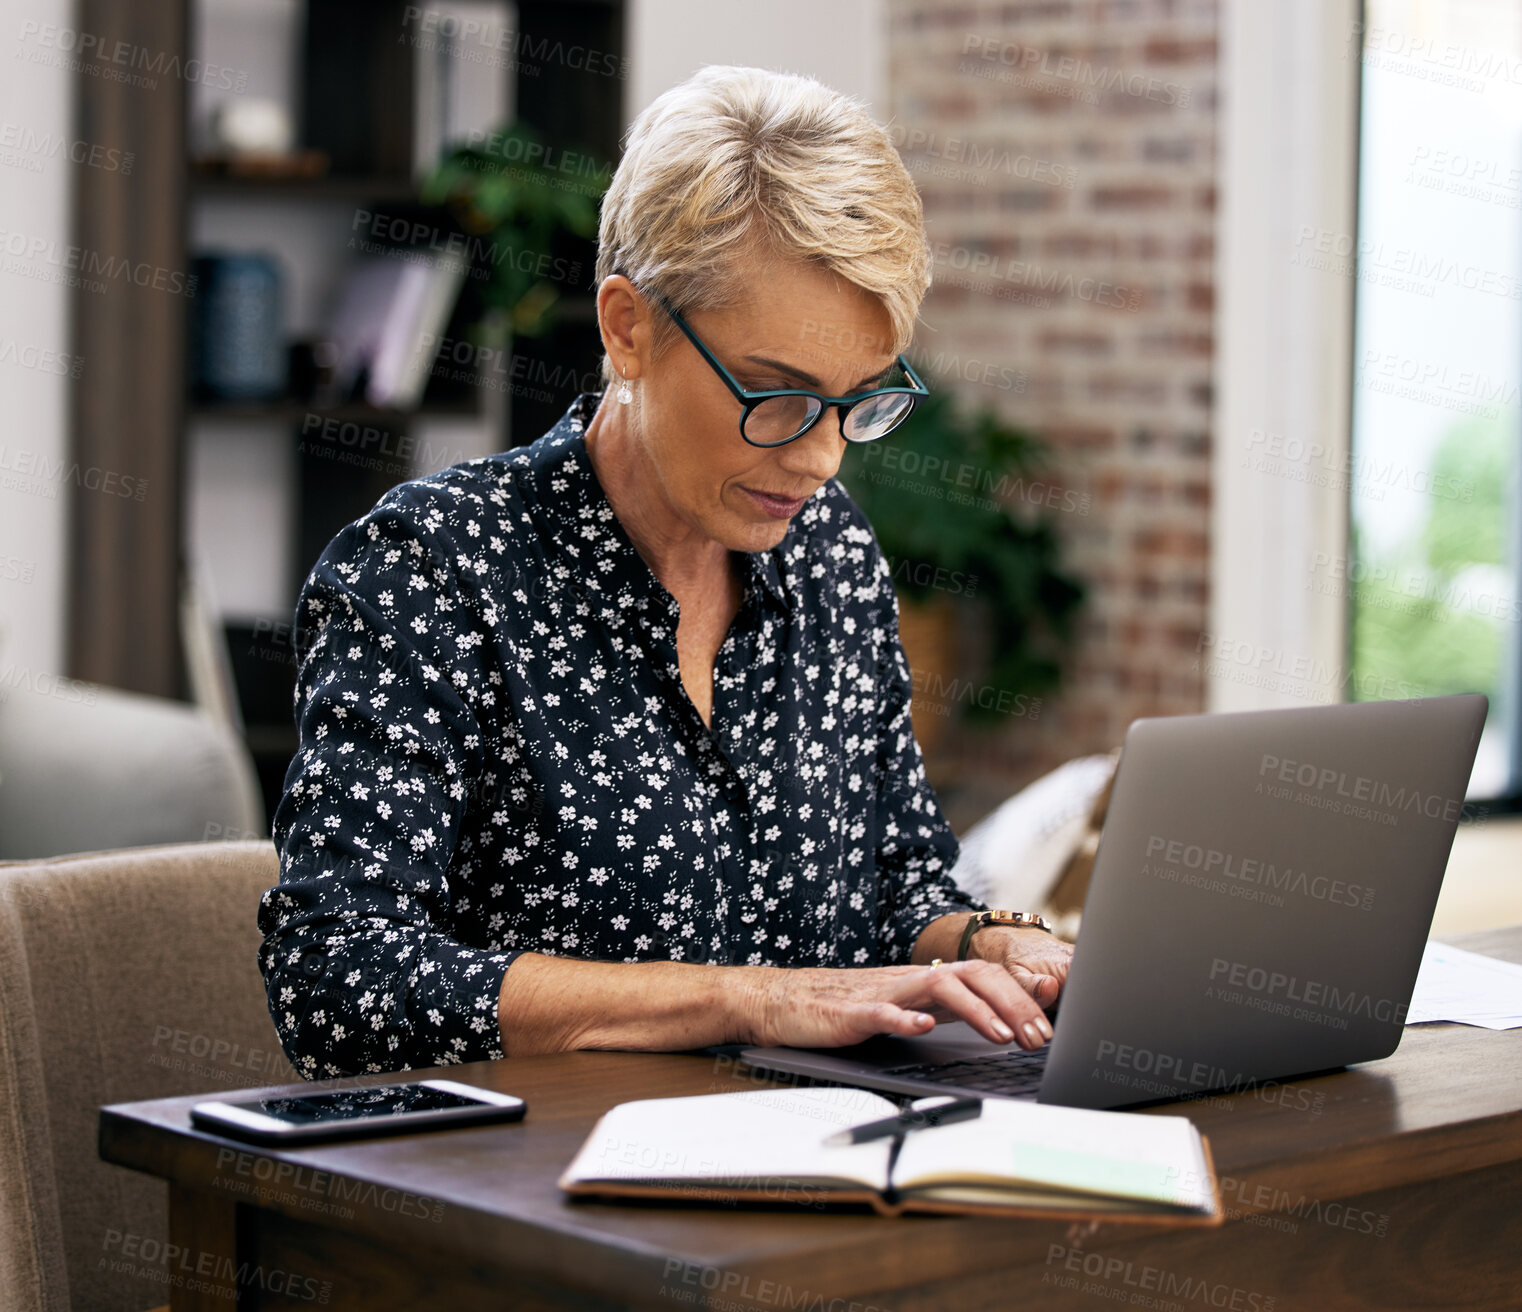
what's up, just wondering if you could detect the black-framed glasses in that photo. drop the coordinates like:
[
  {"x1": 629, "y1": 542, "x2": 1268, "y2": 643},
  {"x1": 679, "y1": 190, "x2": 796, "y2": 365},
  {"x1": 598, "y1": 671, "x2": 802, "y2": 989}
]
[{"x1": 650, "y1": 293, "x2": 929, "y2": 447}]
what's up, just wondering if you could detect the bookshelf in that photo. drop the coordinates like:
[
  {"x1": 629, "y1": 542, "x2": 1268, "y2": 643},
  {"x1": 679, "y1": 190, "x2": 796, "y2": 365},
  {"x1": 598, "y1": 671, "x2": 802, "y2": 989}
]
[{"x1": 69, "y1": 0, "x2": 626, "y2": 826}]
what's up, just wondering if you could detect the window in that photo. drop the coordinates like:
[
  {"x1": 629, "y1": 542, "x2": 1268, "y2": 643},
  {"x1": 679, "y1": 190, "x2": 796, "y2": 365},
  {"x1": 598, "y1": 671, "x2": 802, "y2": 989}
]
[{"x1": 1350, "y1": 0, "x2": 1522, "y2": 805}]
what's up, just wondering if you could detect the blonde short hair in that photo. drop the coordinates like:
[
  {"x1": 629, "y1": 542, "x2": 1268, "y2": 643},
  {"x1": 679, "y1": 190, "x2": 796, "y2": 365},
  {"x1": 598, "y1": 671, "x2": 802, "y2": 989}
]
[{"x1": 595, "y1": 65, "x2": 930, "y2": 386}]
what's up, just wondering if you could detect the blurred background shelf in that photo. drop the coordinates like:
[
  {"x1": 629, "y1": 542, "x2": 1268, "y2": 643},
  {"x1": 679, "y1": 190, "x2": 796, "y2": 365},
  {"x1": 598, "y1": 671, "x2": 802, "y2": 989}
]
[
  {"x1": 190, "y1": 400, "x2": 485, "y2": 423},
  {"x1": 187, "y1": 173, "x2": 422, "y2": 204},
  {"x1": 70, "y1": 0, "x2": 626, "y2": 828}
]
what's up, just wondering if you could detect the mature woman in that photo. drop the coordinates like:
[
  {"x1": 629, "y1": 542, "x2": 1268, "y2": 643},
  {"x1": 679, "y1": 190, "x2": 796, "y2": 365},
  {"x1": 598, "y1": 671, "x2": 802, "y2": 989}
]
[{"x1": 258, "y1": 65, "x2": 1071, "y2": 1079}]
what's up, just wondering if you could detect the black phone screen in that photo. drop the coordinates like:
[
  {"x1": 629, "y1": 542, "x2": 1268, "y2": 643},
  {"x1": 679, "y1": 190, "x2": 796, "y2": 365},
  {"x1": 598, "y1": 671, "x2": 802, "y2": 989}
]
[{"x1": 226, "y1": 1082, "x2": 489, "y2": 1126}]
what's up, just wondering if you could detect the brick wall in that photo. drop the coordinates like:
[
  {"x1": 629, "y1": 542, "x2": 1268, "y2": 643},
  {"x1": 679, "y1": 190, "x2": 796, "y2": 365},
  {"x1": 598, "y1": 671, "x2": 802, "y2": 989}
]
[{"x1": 885, "y1": 0, "x2": 1219, "y2": 830}]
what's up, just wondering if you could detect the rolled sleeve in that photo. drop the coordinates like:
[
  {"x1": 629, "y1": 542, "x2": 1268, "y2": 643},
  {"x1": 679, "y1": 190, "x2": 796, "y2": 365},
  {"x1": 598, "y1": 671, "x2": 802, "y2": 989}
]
[
  {"x1": 868, "y1": 554, "x2": 987, "y2": 964},
  {"x1": 257, "y1": 496, "x2": 521, "y2": 1078}
]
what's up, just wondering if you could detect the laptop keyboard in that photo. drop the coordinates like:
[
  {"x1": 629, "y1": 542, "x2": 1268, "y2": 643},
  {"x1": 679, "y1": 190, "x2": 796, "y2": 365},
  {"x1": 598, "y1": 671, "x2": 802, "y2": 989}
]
[{"x1": 881, "y1": 1044, "x2": 1051, "y2": 1098}]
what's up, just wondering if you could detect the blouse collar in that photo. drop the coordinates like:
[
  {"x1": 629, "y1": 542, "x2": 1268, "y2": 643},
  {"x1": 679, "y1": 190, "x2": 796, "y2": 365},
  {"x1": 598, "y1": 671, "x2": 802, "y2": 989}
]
[{"x1": 524, "y1": 392, "x2": 789, "y2": 616}]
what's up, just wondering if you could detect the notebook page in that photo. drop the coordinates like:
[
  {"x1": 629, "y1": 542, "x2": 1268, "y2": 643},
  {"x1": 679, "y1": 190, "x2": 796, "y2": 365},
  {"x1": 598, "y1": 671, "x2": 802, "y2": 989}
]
[
  {"x1": 900, "y1": 1184, "x2": 1184, "y2": 1213},
  {"x1": 892, "y1": 1098, "x2": 1212, "y2": 1209},
  {"x1": 562, "y1": 1086, "x2": 899, "y2": 1192}
]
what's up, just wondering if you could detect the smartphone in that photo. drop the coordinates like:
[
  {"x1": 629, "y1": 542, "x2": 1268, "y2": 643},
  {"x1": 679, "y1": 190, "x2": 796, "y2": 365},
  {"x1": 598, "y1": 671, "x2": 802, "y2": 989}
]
[{"x1": 190, "y1": 1079, "x2": 526, "y2": 1144}]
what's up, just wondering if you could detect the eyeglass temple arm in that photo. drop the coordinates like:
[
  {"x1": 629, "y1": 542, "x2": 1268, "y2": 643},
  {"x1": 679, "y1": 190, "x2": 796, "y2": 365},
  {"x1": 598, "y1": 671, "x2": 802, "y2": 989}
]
[
  {"x1": 652, "y1": 295, "x2": 754, "y2": 404},
  {"x1": 897, "y1": 355, "x2": 930, "y2": 394},
  {"x1": 657, "y1": 291, "x2": 927, "y2": 402}
]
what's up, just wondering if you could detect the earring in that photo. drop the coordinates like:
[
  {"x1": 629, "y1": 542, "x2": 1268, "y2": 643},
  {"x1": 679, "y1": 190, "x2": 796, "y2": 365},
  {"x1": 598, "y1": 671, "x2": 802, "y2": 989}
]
[{"x1": 616, "y1": 369, "x2": 632, "y2": 405}]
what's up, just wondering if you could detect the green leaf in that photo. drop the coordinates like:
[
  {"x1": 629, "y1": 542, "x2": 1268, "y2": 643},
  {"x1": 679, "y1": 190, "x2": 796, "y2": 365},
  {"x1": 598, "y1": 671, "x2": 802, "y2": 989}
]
[
  {"x1": 418, "y1": 120, "x2": 607, "y2": 337},
  {"x1": 838, "y1": 388, "x2": 1086, "y2": 726}
]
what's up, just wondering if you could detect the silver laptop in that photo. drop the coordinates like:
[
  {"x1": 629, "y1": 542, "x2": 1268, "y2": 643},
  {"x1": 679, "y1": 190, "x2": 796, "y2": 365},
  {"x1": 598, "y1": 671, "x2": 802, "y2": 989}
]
[{"x1": 738, "y1": 694, "x2": 1488, "y2": 1108}]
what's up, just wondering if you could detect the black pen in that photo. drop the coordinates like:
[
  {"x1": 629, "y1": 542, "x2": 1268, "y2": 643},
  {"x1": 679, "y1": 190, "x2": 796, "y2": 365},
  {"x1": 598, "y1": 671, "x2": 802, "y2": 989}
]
[{"x1": 822, "y1": 1096, "x2": 983, "y2": 1146}]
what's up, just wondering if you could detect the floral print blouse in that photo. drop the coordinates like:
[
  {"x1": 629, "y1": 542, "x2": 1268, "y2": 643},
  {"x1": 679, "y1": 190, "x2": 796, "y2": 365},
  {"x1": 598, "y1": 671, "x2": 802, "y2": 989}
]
[{"x1": 257, "y1": 392, "x2": 983, "y2": 1078}]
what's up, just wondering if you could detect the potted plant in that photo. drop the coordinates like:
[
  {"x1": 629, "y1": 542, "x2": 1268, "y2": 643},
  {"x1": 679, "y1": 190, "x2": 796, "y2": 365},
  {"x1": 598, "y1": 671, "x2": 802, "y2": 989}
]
[
  {"x1": 837, "y1": 387, "x2": 1086, "y2": 741},
  {"x1": 419, "y1": 122, "x2": 605, "y2": 339}
]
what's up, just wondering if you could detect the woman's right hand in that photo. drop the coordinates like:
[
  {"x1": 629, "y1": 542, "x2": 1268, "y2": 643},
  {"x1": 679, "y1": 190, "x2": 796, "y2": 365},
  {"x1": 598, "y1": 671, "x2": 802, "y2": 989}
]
[{"x1": 737, "y1": 959, "x2": 1055, "y2": 1052}]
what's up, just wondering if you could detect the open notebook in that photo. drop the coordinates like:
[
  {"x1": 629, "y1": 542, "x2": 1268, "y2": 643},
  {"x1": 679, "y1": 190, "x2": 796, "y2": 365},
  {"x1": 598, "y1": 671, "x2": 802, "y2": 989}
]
[{"x1": 559, "y1": 1086, "x2": 1223, "y2": 1223}]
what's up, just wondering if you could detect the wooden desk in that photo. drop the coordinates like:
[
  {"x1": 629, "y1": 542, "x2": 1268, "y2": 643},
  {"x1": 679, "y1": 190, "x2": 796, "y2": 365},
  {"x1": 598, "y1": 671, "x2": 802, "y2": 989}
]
[{"x1": 100, "y1": 929, "x2": 1522, "y2": 1311}]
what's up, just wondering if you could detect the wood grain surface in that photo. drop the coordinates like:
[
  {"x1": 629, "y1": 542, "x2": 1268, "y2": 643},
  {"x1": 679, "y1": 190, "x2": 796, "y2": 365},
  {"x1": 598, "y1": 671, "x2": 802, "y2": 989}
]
[{"x1": 99, "y1": 928, "x2": 1522, "y2": 1310}]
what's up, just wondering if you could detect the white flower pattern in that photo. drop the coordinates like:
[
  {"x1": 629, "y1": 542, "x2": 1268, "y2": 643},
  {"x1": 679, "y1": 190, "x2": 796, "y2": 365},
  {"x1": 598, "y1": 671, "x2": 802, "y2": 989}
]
[{"x1": 256, "y1": 393, "x2": 980, "y2": 1079}]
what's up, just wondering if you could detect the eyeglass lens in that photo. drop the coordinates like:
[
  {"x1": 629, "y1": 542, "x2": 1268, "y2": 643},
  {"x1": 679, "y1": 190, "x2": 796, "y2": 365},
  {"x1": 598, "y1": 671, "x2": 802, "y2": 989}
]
[
  {"x1": 740, "y1": 390, "x2": 916, "y2": 446},
  {"x1": 841, "y1": 391, "x2": 915, "y2": 442}
]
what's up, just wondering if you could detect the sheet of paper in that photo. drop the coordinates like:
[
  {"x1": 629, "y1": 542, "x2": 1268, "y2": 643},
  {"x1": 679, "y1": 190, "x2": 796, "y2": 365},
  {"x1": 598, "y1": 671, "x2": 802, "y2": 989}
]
[{"x1": 1405, "y1": 940, "x2": 1522, "y2": 1030}]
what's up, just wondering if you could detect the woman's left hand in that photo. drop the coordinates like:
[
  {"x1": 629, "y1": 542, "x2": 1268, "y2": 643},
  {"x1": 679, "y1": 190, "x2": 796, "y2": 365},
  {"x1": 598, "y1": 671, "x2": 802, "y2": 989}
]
[{"x1": 971, "y1": 926, "x2": 1073, "y2": 1011}]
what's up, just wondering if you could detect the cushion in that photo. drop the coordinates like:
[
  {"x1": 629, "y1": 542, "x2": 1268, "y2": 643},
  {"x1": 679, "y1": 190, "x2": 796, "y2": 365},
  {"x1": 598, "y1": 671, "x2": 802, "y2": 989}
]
[
  {"x1": 0, "y1": 680, "x2": 264, "y2": 860},
  {"x1": 0, "y1": 841, "x2": 289, "y2": 1311}
]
